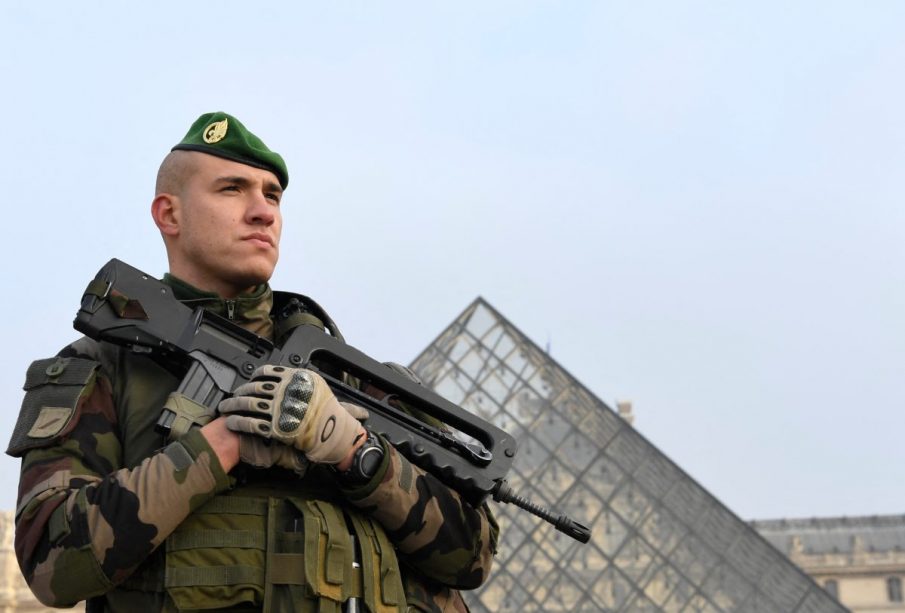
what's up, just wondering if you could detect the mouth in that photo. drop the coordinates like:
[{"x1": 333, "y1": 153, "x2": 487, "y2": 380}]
[{"x1": 243, "y1": 233, "x2": 275, "y2": 248}]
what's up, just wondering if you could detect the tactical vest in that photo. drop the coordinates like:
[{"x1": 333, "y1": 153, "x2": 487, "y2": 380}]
[{"x1": 82, "y1": 289, "x2": 407, "y2": 612}]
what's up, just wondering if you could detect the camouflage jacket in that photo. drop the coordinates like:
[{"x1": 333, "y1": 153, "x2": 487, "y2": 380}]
[{"x1": 9, "y1": 279, "x2": 498, "y2": 612}]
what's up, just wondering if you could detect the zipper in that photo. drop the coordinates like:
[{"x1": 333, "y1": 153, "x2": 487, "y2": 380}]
[{"x1": 226, "y1": 300, "x2": 236, "y2": 320}]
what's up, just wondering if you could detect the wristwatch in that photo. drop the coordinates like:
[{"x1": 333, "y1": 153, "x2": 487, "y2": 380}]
[{"x1": 337, "y1": 429, "x2": 385, "y2": 484}]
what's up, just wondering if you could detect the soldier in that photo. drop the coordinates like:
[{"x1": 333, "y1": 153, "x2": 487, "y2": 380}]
[{"x1": 8, "y1": 112, "x2": 498, "y2": 612}]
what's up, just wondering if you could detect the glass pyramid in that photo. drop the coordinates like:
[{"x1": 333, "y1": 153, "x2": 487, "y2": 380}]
[{"x1": 409, "y1": 298, "x2": 846, "y2": 612}]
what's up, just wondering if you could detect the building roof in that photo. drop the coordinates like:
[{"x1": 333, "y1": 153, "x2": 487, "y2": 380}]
[{"x1": 751, "y1": 515, "x2": 905, "y2": 556}]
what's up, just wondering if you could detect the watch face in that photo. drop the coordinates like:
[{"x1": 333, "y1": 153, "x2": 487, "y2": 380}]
[{"x1": 358, "y1": 445, "x2": 384, "y2": 478}]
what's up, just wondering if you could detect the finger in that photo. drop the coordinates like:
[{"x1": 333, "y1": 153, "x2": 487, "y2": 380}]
[
  {"x1": 231, "y1": 380, "x2": 280, "y2": 399},
  {"x1": 224, "y1": 414, "x2": 274, "y2": 439},
  {"x1": 238, "y1": 435, "x2": 275, "y2": 468},
  {"x1": 251, "y1": 364, "x2": 296, "y2": 381},
  {"x1": 339, "y1": 401, "x2": 369, "y2": 422},
  {"x1": 218, "y1": 395, "x2": 274, "y2": 417}
]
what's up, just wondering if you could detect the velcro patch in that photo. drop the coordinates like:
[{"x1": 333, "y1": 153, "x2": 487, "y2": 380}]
[
  {"x1": 163, "y1": 441, "x2": 194, "y2": 472},
  {"x1": 27, "y1": 406, "x2": 74, "y2": 438}
]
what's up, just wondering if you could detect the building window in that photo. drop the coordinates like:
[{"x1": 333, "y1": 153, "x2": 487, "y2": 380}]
[
  {"x1": 889, "y1": 577, "x2": 903, "y2": 602},
  {"x1": 824, "y1": 579, "x2": 838, "y2": 599}
]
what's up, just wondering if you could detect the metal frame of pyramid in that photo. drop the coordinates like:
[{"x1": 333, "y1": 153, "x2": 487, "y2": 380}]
[{"x1": 409, "y1": 298, "x2": 847, "y2": 612}]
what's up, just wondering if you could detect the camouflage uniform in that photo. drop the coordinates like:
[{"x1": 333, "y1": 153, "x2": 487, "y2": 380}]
[{"x1": 9, "y1": 277, "x2": 498, "y2": 612}]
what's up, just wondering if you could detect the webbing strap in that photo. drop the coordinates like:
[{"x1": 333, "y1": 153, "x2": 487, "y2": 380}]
[
  {"x1": 167, "y1": 529, "x2": 265, "y2": 551},
  {"x1": 82, "y1": 278, "x2": 110, "y2": 299},
  {"x1": 166, "y1": 565, "x2": 265, "y2": 588},
  {"x1": 314, "y1": 499, "x2": 352, "y2": 586},
  {"x1": 274, "y1": 312, "x2": 325, "y2": 344},
  {"x1": 197, "y1": 496, "x2": 269, "y2": 515},
  {"x1": 373, "y1": 519, "x2": 402, "y2": 607},
  {"x1": 349, "y1": 513, "x2": 404, "y2": 613},
  {"x1": 268, "y1": 553, "x2": 308, "y2": 585}
]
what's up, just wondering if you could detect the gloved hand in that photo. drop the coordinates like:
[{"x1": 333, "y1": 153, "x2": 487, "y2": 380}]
[
  {"x1": 218, "y1": 365, "x2": 367, "y2": 464},
  {"x1": 238, "y1": 436, "x2": 308, "y2": 476}
]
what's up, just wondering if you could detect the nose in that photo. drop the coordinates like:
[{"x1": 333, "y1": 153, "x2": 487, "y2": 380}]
[{"x1": 246, "y1": 191, "x2": 276, "y2": 226}]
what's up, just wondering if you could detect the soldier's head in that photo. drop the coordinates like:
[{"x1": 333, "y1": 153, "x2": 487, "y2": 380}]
[{"x1": 151, "y1": 113, "x2": 288, "y2": 298}]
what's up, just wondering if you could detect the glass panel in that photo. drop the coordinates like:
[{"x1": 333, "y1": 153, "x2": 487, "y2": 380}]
[
  {"x1": 533, "y1": 457, "x2": 576, "y2": 504},
  {"x1": 605, "y1": 427, "x2": 649, "y2": 474},
  {"x1": 642, "y1": 560, "x2": 683, "y2": 607},
  {"x1": 725, "y1": 531, "x2": 774, "y2": 584},
  {"x1": 613, "y1": 535, "x2": 658, "y2": 585},
  {"x1": 609, "y1": 480, "x2": 656, "y2": 528},
  {"x1": 700, "y1": 564, "x2": 753, "y2": 611},
  {"x1": 639, "y1": 506, "x2": 687, "y2": 557},
  {"x1": 634, "y1": 452, "x2": 683, "y2": 500},
  {"x1": 682, "y1": 594, "x2": 720, "y2": 613},
  {"x1": 532, "y1": 406, "x2": 573, "y2": 452},
  {"x1": 596, "y1": 509, "x2": 631, "y2": 557},
  {"x1": 668, "y1": 533, "x2": 719, "y2": 586},
  {"x1": 694, "y1": 504, "x2": 740, "y2": 554},
  {"x1": 558, "y1": 430, "x2": 597, "y2": 473},
  {"x1": 661, "y1": 579, "x2": 696, "y2": 612},
  {"x1": 755, "y1": 563, "x2": 808, "y2": 611},
  {"x1": 585, "y1": 454, "x2": 626, "y2": 500},
  {"x1": 590, "y1": 566, "x2": 635, "y2": 610},
  {"x1": 624, "y1": 593, "x2": 662, "y2": 612}
]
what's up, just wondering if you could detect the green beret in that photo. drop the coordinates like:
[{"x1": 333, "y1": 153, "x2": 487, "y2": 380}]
[{"x1": 172, "y1": 112, "x2": 289, "y2": 188}]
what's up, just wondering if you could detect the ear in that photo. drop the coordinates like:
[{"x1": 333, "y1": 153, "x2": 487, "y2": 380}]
[{"x1": 151, "y1": 194, "x2": 180, "y2": 237}]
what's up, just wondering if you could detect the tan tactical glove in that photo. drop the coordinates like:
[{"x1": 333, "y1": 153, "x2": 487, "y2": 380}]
[
  {"x1": 238, "y1": 436, "x2": 308, "y2": 476},
  {"x1": 218, "y1": 365, "x2": 366, "y2": 465}
]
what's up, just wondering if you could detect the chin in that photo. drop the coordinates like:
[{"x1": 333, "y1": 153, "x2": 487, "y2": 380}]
[
  {"x1": 227, "y1": 267, "x2": 275, "y2": 292},
  {"x1": 244, "y1": 270, "x2": 275, "y2": 288}
]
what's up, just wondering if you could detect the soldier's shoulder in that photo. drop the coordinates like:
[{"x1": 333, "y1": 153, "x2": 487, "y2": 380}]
[{"x1": 59, "y1": 336, "x2": 124, "y2": 369}]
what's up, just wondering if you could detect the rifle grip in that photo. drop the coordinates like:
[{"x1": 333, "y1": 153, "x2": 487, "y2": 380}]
[
  {"x1": 156, "y1": 358, "x2": 232, "y2": 441},
  {"x1": 157, "y1": 393, "x2": 217, "y2": 441}
]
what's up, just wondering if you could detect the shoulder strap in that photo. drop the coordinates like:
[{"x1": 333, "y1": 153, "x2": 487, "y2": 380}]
[{"x1": 272, "y1": 291, "x2": 345, "y2": 346}]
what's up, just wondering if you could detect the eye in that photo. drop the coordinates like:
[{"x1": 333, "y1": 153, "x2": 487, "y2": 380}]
[
  {"x1": 221, "y1": 184, "x2": 240, "y2": 193},
  {"x1": 265, "y1": 192, "x2": 281, "y2": 204}
]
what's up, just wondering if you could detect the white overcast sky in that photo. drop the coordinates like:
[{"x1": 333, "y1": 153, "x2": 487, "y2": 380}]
[{"x1": 1, "y1": 2, "x2": 903, "y2": 520}]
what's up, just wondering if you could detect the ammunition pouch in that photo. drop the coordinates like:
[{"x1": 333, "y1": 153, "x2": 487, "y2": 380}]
[{"x1": 126, "y1": 487, "x2": 404, "y2": 612}]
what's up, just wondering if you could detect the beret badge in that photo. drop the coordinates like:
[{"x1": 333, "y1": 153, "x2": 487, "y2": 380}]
[{"x1": 203, "y1": 118, "x2": 229, "y2": 144}]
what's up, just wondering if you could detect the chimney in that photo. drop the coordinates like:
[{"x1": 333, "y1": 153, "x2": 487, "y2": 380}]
[{"x1": 616, "y1": 400, "x2": 635, "y2": 426}]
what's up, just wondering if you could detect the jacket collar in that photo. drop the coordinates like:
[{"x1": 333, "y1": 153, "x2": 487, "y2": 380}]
[{"x1": 162, "y1": 274, "x2": 274, "y2": 340}]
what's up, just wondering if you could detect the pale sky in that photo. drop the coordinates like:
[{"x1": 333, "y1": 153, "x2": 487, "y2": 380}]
[{"x1": 1, "y1": 2, "x2": 903, "y2": 520}]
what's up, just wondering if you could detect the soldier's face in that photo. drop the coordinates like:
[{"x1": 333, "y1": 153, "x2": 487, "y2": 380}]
[{"x1": 171, "y1": 153, "x2": 283, "y2": 297}]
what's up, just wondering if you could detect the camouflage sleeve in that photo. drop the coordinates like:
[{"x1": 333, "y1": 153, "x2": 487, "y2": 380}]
[
  {"x1": 341, "y1": 439, "x2": 499, "y2": 590},
  {"x1": 13, "y1": 365, "x2": 232, "y2": 607}
]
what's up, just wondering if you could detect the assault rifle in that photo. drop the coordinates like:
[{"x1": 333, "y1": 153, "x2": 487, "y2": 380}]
[{"x1": 74, "y1": 259, "x2": 590, "y2": 543}]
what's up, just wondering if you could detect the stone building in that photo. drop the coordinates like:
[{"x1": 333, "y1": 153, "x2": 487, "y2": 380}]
[
  {"x1": 752, "y1": 515, "x2": 905, "y2": 613},
  {"x1": 0, "y1": 512, "x2": 54, "y2": 612}
]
